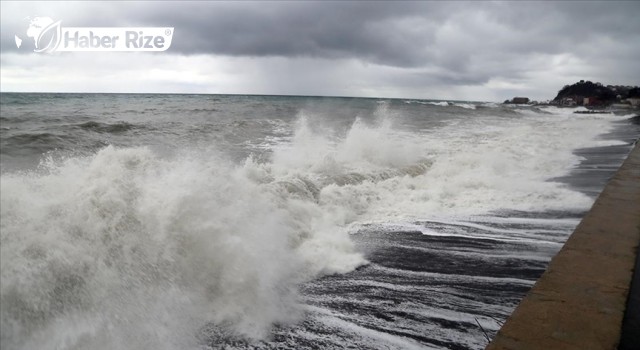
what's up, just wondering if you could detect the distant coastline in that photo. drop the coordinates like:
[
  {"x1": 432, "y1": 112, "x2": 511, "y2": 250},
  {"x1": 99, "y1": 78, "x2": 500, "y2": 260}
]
[{"x1": 504, "y1": 80, "x2": 640, "y2": 110}]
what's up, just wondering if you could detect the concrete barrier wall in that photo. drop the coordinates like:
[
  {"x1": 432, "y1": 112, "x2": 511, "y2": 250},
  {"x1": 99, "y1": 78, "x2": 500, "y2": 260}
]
[{"x1": 487, "y1": 145, "x2": 640, "y2": 350}]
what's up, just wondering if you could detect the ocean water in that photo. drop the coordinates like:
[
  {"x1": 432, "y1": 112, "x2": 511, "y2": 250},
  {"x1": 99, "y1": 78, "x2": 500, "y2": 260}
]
[{"x1": 0, "y1": 93, "x2": 637, "y2": 349}]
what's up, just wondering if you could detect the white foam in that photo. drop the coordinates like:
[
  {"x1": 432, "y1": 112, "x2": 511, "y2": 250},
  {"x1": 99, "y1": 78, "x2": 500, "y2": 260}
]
[
  {"x1": 451, "y1": 102, "x2": 476, "y2": 109},
  {"x1": 307, "y1": 308, "x2": 429, "y2": 350},
  {"x1": 0, "y1": 146, "x2": 365, "y2": 349},
  {"x1": 370, "y1": 265, "x2": 535, "y2": 286},
  {"x1": 1, "y1": 103, "x2": 628, "y2": 348}
]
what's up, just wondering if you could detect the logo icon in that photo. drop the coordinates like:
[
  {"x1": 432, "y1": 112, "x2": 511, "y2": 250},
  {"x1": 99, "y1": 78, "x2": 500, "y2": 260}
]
[
  {"x1": 15, "y1": 16, "x2": 62, "y2": 52},
  {"x1": 14, "y1": 16, "x2": 173, "y2": 53}
]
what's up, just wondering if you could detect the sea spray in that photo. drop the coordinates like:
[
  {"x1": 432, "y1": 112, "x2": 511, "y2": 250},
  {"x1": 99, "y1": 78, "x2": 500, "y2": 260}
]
[
  {"x1": 1, "y1": 95, "x2": 636, "y2": 349},
  {"x1": 0, "y1": 145, "x2": 366, "y2": 349}
]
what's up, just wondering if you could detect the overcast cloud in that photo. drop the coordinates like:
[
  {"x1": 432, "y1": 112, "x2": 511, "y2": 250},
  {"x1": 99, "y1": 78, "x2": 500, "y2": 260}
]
[{"x1": 1, "y1": 1, "x2": 639, "y2": 101}]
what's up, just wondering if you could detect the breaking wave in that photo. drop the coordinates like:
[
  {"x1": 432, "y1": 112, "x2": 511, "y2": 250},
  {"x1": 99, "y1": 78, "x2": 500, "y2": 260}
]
[{"x1": 0, "y1": 106, "x2": 629, "y2": 349}]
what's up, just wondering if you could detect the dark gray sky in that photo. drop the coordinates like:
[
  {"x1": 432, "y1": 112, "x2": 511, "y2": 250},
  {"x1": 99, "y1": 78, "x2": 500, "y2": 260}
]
[{"x1": 1, "y1": 1, "x2": 639, "y2": 101}]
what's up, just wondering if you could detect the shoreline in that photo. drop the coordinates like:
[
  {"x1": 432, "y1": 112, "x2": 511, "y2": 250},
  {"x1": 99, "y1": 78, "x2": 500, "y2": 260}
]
[
  {"x1": 553, "y1": 115, "x2": 640, "y2": 198},
  {"x1": 486, "y1": 143, "x2": 640, "y2": 349}
]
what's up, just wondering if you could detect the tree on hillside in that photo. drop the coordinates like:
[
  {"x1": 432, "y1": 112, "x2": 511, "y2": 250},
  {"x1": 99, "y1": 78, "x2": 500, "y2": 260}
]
[{"x1": 552, "y1": 80, "x2": 616, "y2": 102}]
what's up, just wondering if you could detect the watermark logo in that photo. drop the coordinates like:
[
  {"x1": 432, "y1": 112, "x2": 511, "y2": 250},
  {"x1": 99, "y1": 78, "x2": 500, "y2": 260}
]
[{"x1": 15, "y1": 16, "x2": 174, "y2": 52}]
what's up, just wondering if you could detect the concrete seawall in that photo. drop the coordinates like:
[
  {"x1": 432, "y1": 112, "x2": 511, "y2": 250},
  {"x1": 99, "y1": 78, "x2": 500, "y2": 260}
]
[{"x1": 487, "y1": 144, "x2": 640, "y2": 350}]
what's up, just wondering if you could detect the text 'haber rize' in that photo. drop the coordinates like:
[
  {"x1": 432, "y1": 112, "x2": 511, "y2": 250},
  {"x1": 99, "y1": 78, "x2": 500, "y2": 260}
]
[{"x1": 64, "y1": 31, "x2": 166, "y2": 49}]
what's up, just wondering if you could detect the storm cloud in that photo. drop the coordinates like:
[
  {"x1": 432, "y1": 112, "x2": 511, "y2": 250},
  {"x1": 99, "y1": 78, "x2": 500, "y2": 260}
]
[{"x1": 1, "y1": 1, "x2": 639, "y2": 100}]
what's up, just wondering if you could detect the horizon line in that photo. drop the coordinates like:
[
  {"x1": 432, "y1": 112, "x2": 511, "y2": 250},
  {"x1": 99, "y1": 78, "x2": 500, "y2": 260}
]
[{"x1": 0, "y1": 91, "x2": 495, "y2": 103}]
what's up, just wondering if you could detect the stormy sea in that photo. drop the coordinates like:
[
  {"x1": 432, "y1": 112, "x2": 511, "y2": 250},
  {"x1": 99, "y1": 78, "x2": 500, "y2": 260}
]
[{"x1": 1, "y1": 93, "x2": 638, "y2": 350}]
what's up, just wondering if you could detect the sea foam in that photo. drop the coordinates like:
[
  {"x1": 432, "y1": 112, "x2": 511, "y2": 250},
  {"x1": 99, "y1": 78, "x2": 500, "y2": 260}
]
[{"x1": 0, "y1": 105, "x2": 629, "y2": 349}]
